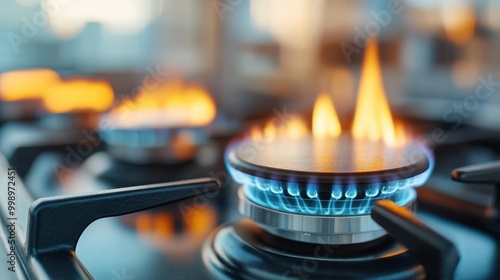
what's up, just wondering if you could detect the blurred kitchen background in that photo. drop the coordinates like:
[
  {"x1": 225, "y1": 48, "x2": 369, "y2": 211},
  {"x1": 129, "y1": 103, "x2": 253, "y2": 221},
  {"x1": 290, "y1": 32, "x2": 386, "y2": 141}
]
[{"x1": 0, "y1": 0, "x2": 499, "y2": 125}]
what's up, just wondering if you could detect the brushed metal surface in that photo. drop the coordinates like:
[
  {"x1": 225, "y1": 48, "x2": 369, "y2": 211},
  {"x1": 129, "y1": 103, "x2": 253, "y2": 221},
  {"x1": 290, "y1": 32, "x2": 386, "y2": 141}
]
[{"x1": 239, "y1": 188, "x2": 416, "y2": 244}]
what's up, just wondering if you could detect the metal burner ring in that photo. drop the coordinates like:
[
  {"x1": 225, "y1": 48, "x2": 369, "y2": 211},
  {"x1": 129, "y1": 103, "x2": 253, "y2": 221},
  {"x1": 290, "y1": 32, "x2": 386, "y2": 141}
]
[{"x1": 238, "y1": 188, "x2": 416, "y2": 245}]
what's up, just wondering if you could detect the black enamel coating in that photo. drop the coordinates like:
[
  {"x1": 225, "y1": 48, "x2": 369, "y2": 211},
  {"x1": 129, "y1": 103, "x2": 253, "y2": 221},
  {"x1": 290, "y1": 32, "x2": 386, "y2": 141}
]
[
  {"x1": 3, "y1": 173, "x2": 220, "y2": 280},
  {"x1": 28, "y1": 178, "x2": 220, "y2": 256},
  {"x1": 419, "y1": 159, "x2": 500, "y2": 234},
  {"x1": 372, "y1": 200, "x2": 459, "y2": 280}
]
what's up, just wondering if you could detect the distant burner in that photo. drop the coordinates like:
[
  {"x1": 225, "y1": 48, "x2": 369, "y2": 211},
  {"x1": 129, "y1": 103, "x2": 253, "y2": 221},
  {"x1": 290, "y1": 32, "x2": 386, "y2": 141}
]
[
  {"x1": 99, "y1": 79, "x2": 217, "y2": 165},
  {"x1": 100, "y1": 127, "x2": 208, "y2": 165}
]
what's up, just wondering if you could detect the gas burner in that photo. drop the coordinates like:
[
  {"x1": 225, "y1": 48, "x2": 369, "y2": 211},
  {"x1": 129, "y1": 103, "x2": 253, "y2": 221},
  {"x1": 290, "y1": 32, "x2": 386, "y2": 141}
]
[
  {"x1": 225, "y1": 136, "x2": 432, "y2": 244},
  {"x1": 99, "y1": 79, "x2": 217, "y2": 164},
  {"x1": 0, "y1": 69, "x2": 114, "y2": 126},
  {"x1": 218, "y1": 39, "x2": 436, "y2": 245},
  {"x1": 37, "y1": 111, "x2": 104, "y2": 131},
  {"x1": 202, "y1": 38, "x2": 456, "y2": 280},
  {"x1": 100, "y1": 127, "x2": 208, "y2": 164},
  {"x1": 203, "y1": 200, "x2": 459, "y2": 280},
  {"x1": 238, "y1": 188, "x2": 415, "y2": 244},
  {"x1": 0, "y1": 68, "x2": 60, "y2": 122},
  {"x1": 205, "y1": 219, "x2": 422, "y2": 279}
]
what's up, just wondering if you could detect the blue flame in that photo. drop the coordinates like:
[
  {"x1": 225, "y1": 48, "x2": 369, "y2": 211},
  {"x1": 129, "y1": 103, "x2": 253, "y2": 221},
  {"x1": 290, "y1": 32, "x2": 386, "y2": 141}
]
[
  {"x1": 227, "y1": 144, "x2": 434, "y2": 216},
  {"x1": 243, "y1": 178, "x2": 416, "y2": 215},
  {"x1": 100, "y1": 128, "x2": 208, "y2": 148}
]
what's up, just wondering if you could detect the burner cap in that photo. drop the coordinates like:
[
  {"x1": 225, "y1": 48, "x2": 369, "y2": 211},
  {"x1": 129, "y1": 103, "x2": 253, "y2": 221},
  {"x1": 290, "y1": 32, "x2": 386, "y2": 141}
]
[{"x1": 228, "y1": 136, "x2": 429, "y2": 188}]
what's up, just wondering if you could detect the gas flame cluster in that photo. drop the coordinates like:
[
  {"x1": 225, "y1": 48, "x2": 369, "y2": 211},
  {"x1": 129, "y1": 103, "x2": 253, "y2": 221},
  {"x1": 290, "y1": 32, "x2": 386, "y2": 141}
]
[
  {"x1": 0, "y1": 68, "x2": 114, "y2": 113},
  {"x1": 108, "y1": 80, "x2": 217, "y2": 129},
  {"x1": 251, "y1": 39, "x2": 408, "y2": 147}
]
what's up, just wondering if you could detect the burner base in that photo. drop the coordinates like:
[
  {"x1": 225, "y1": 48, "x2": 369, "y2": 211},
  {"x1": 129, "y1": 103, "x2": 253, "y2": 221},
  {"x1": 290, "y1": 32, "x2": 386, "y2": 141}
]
[
  {"x1": 203, "y1": 219, "x2": 424, "y2": 280},
  {"x1": 239, "y1": 187, "x2": 417, "y2": 244}
]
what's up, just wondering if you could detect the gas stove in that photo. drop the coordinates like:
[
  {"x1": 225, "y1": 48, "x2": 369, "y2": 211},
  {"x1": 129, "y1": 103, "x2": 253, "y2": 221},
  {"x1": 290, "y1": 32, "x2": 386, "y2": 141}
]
[
  {"x1": 0, "y1": 119, "x2": 499, "y2": 279},
  {"x1": 3, "y1": 0, "x2": 500, "y2": 278},
  {"x1": 1, "y1": 45, "x2": 500, "y2": 280}
]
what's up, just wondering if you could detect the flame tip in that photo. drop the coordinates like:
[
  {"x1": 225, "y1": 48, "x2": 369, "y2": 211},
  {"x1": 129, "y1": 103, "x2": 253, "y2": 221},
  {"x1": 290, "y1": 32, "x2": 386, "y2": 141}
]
[{"x1": 352, "y1": 38, "x2": 407, "y2": 147}]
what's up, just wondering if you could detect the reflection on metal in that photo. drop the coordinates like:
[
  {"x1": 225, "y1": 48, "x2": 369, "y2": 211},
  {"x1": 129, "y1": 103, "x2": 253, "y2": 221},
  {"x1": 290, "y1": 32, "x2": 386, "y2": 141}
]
[{"x1": 132, "y1": 205, "x2": 218, "y2": 262}]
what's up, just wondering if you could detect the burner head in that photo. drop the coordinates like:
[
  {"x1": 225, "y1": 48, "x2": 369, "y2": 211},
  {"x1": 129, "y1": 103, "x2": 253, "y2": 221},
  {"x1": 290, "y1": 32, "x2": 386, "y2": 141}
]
[
  {"x1": 238, "y1": 187, "x2": 416, "y2": 244},
  {"x1": 226, "y1": 136, "x2": 433, "y2": 244},
  {"x1": 229, "y1": 136, "x2": 429, "y2": 183},
  {"x1": 101, "y1": 127, "x2": 208, "y2": 164}
]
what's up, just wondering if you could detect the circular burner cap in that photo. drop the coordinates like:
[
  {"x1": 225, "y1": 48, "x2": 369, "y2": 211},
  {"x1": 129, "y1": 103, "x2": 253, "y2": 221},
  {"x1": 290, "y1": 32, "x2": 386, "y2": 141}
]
[{"x1": 228, "y1": 136, "x2": 429, "y2": 187}]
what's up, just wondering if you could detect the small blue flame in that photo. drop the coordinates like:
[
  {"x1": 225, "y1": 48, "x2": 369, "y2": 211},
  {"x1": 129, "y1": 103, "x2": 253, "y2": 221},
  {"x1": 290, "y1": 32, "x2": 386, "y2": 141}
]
[
  {"x1": 288, "y1": 184, "x2": 300, "y2": 196},
  {"x1": 331, "y1": 186, "x2": 343, "y2": 199},
  {"x1": 345, "y1": 186, "x2": 357, "y2": 198},
  {"x1": 306, "y1": 186, "x2": 318, "y2": 198},
  {"x1": 365, "y1": 185, "x2": 380, "y2": 197}
]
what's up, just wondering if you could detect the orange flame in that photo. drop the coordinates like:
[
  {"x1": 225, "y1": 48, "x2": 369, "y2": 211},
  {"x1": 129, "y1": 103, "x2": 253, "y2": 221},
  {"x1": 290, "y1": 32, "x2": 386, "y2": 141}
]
[
  {"x1": 284, "y1": 117, "x2": 309, "y2": 139},
  {"x1": 312, "y1": 93, "x2": 341, "y2": 138},
  {"x1": 0, "y1": 69, "x2": 114, "y2": 113},
  {"x1": 250, "y1": 39, "x2": 407, "y2": 146},
  {"x1": 42, "y1": 79, "x2": 114, "y2": 113},
  {"x1": 134, "y1": 206, "x2": 217, "y2": 260},
  {"x1": 352, "y1": 39, "x2": 404, "y2": 147},
  {"x1": 0, "y1": 69, "x2": 61, "y2": 101},
  {"x1": 250, "y1": 116, "x2": 308, "y2": 141},
  {"x1": 249, "y1": 93, "x2": 341, "y2": 141},
  {"x1": 110, "y1": 80, "x2": 216, "y2": 128}
]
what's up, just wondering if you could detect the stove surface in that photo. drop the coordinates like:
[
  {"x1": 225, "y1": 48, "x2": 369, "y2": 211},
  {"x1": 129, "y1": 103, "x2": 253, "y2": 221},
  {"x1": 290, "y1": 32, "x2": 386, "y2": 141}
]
[{"x1": 0, "y1": 125, "x2": 499, "y2": 279}]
